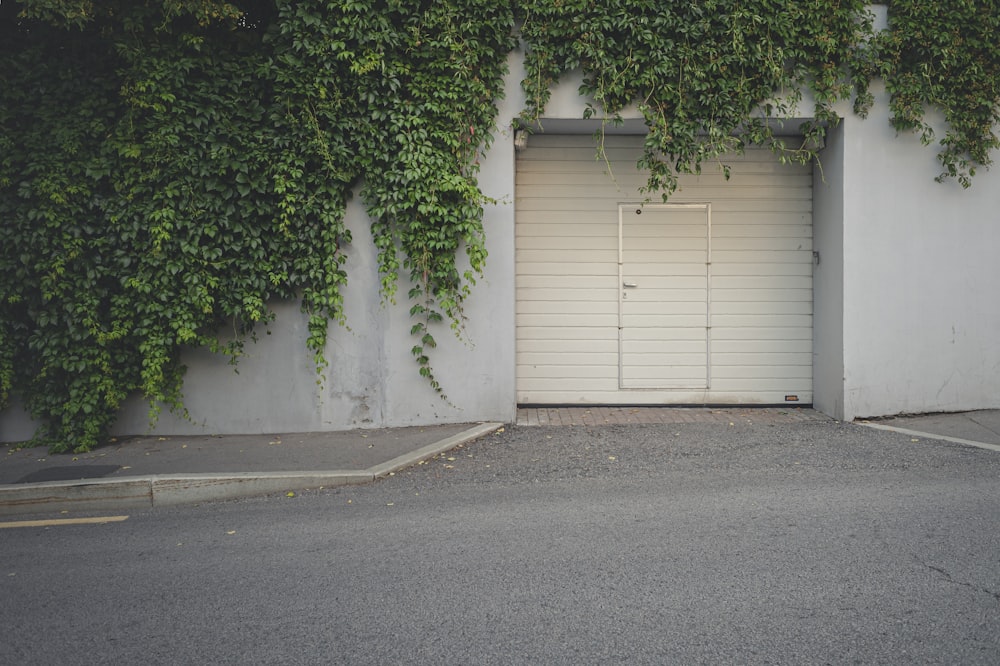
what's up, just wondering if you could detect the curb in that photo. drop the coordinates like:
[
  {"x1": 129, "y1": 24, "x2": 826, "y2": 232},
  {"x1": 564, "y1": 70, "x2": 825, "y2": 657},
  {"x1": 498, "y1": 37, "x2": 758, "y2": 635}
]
[{"x1": 0, "y1": 422, "x2": 503, "y2": 516}]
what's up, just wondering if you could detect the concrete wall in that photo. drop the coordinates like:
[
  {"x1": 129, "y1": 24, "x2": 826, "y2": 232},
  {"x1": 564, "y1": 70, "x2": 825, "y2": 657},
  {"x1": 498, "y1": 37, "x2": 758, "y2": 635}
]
[
  {"x1": 529, "y1": 52, "x2": 1000, "y2": 421},
  {"x1": 115, "y1": 109, "x2": 522, "y2": 435},
  {"x1": 3, "y1": 34, "x2": 999, "y2": 439},
  {"x1": 808, "y1": 4, "x2": 999, "y2": 420},
  {"x1": 811, "y1": 123, "x2": 847, "y2": 420},
  {"x1": 0, "y1": 55, "x2": 526, "y2": 442},
  {"x1": 838, "y1": 83, "x2": 1000, "y2": 420}
]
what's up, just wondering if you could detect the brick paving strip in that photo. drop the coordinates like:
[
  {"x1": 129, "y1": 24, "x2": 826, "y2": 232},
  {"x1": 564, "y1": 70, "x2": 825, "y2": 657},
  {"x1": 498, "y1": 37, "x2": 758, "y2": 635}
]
[{"x1": 516, "y1": 406, "x2": 831, "y2": 427}]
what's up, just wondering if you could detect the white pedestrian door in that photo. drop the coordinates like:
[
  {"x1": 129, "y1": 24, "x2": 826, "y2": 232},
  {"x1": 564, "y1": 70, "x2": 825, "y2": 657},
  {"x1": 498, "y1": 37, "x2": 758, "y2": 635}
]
[{"x1": 619, "y1": 204, "x2": 711, "y2": 389}]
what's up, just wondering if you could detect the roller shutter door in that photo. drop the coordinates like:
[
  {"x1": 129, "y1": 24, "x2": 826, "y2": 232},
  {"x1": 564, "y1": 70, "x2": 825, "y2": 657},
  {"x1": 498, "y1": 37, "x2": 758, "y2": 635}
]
[{"x1": 515, "y1": 134, "x2": 813, "y2": 405}]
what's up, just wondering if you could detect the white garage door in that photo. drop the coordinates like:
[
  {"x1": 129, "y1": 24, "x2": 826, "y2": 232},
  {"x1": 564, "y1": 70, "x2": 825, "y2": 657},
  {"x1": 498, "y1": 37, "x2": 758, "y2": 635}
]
[{"x1": 516, "y1": 134, "x2": 813, "y2": 405}]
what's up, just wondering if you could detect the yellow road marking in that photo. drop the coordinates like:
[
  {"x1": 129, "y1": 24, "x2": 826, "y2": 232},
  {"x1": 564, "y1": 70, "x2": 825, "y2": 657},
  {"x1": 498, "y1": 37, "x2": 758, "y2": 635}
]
[{"x1": 0, "y1": 515, "x2": 129, "y2": 529}]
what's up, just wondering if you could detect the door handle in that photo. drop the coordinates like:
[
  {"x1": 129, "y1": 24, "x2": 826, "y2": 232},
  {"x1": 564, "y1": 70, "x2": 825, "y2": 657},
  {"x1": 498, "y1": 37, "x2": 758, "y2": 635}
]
[{"x1": 623, "y1": 281, "x2": 638, "y2": 288}]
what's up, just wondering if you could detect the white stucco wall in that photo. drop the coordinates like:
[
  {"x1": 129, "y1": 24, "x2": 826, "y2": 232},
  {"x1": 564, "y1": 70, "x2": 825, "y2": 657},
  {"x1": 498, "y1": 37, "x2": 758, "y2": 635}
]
[
  {"x1": 838, "y1": 83, "x2": 1000, "y2": 420},
  {"x1": 795, "y1": 4, "x2": 1000, "y2": 420},
  {"x1": 107, "y1": 111, "x2": 522, "y2": 436},
  {"x1": 0, "y1": 56, "x2": 525, "y2": 441},
  {"x1": 113, "y1": 55, "x2": 524, "y2": 436},
  {"x1": 811, "y1": 123, "x2": 846, "y2": 420},
  {"x1": 535, "y1": 38, "x2": 1000, "y2": 421},
  {"x1": 3, "y1": 27, "x2": 999, "y2": 441}
]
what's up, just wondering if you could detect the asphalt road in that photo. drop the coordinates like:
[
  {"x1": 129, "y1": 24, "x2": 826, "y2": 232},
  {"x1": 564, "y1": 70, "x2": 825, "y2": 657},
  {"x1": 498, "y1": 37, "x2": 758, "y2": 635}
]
[{"x1": 3, "y1": 420, "x2": 999, "y2": 665}]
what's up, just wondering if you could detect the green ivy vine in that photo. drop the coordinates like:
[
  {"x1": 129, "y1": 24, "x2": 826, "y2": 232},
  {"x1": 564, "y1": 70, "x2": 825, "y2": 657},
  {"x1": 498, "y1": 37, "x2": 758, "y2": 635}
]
[
  {"x1": 518, "y1": 0, "x2": 878, "y2": 196},
  {"x1": 2, "y1": 1, "x2": 998, "y2": 451},
  {"x1": 877, "y1": 1, "x2": 1000, "y2": 187}
]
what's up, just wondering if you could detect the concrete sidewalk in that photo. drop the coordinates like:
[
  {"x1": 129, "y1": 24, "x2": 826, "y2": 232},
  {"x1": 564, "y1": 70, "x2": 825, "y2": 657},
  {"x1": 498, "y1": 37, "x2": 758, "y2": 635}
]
[
  {"x1": 2, "y1": 407, "x2": 998, "y2": 517},
  {"x1": 859, "y1": 409, "x2": 1000, "y2": 451},
  {"x1": 0, "y1": 423, "x2": 502, "y2": 516}
]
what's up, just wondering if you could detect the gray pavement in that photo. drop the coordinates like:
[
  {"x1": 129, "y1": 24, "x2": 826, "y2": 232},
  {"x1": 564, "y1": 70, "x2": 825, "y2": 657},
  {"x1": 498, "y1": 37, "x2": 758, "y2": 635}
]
[
  {"x1": 0, "y1": 422, "x2": 501, "y2": 515},
  {"x1": 4, "y1": 413, "x2": 1000, "y2": 665},
  {"x1": 2, "y1": 407, "x2": 998, "y2": 517}
]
